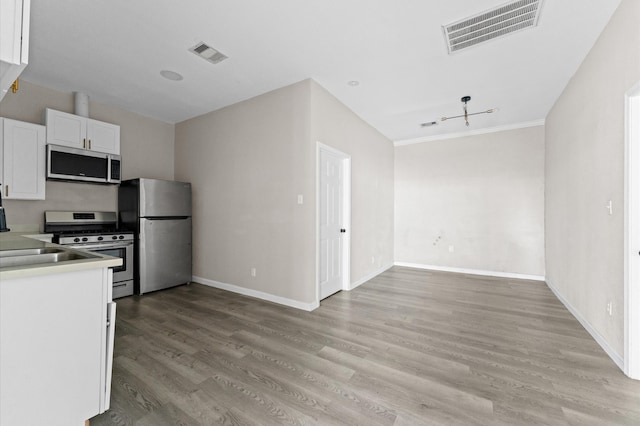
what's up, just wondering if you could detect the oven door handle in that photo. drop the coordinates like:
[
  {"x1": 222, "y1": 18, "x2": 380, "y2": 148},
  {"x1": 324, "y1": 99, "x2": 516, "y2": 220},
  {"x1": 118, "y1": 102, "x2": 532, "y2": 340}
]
[{"x1": 67, "y1": 242, "x2": 133, "y2": 250}]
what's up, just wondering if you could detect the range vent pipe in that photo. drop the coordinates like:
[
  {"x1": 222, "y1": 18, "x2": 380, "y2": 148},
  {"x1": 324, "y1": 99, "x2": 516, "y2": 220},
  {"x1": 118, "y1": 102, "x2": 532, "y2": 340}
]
[{"x1": 74, "y1": 92, "x2": 89, "y2": 117}]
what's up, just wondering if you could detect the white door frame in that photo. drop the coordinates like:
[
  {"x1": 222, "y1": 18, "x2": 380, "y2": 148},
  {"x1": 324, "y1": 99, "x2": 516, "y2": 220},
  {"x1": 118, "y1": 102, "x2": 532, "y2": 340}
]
[
  {"x1": 316, "y1": 142, "x2": 351, "y2": 304},
  {"x1": 624, "y1": 80, "x2": 640, "y2": 380}
]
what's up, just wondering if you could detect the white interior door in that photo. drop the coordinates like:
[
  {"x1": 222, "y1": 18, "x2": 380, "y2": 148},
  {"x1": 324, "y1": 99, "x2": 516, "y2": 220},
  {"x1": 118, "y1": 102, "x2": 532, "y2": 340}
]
[
  {"x1": 625, "y1": 81, "x2": 640, "y2": 380},
  {"x1": 319, "y1": 147, "x2": 348, "y2": 300}
]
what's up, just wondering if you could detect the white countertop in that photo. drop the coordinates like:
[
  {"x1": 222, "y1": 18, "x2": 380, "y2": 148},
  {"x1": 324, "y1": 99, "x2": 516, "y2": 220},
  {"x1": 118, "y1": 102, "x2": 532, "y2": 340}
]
[{"x1": 0, "y1": 233, "x2": 122, "y2": 280}]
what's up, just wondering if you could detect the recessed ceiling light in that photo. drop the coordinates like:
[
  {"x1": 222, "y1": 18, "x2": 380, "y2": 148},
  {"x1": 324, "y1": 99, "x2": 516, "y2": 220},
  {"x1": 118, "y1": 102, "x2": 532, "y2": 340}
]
[
  {"x1": 160, "y1": 70, "x2": 183, "y2": 81},
  {"x1": 347, "y1": 80, "x2": 360, "y2": 87}
]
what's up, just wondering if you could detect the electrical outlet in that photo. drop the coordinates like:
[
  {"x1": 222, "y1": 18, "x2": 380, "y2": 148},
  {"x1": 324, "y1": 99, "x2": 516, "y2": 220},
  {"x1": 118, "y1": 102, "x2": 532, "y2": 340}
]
[
  {"x1": 448, "y1": 245, "x2": 454, "y2": 253},
  {"x1": 371, "y1": 256, "x2": 375, "y2": 264},
  {"x1": 251, "y1": 267, "x2": 256, "y2": 277},
  {"x1": 606, "y1": 301, "x2": 613, "y2": 316}
]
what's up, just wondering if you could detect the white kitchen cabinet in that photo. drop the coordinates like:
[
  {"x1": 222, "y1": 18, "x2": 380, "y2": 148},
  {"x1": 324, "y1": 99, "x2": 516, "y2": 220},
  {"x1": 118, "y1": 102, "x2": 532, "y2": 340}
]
[
  {"x1": 0, "y1": 264, "x2": 114, "y2": 426},
  {"x1": 45, "y1": 108, "x2": 120, "y2": 155},
  {"x1": 0, "y1": 0, "x2": 30, "y2": 101},
  {"x1": 0, "y1": 117, "x2": 45, "y2": 200}
]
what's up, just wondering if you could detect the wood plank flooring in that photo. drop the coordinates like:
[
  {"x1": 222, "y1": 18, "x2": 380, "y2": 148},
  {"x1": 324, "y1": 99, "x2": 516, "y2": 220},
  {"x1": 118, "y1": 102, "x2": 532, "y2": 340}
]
[{"x1": 91, "y1": 267, "x2": 640, "y2": 425}]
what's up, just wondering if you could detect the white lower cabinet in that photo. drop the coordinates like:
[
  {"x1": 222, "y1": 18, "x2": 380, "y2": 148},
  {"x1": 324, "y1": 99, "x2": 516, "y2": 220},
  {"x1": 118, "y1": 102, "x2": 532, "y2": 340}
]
[
  {"x1": 0, "y1": 266, "x2": 114, "y2": 426},
  {"x1": 0, "y1": 117, "x2": 46, "y2": 200}
]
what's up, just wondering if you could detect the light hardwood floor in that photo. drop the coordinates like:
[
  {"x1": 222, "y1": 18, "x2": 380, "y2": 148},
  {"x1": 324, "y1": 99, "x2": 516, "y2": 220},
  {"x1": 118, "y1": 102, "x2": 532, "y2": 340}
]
[{"x1": 91, "y1": 267, "x2": 640, "y2": 425}]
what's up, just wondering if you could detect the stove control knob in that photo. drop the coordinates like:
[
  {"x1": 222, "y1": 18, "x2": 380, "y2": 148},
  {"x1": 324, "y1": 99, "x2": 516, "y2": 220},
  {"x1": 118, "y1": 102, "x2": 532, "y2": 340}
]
[
  {"x1": 74, "y1": 238, "x2": 80, "y2": 243},
  {"x1": 97, "y1": 236, "x2": 103, "y2": 241},
  {"x1": 112, "y1": 236, "x2": 118, "y2": 240},
  {"x1": 118, "y1": 235, "x2": 124, "y2": 240},
  {"x1": 82, "y1": 237, "x2": 89, "y2": 242}
]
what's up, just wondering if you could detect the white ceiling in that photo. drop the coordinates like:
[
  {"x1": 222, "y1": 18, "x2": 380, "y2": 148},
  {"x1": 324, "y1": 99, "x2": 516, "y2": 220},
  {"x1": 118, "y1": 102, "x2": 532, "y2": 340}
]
[{"x1": 21, "y1": 0, "x2": 621, "y2": 142}]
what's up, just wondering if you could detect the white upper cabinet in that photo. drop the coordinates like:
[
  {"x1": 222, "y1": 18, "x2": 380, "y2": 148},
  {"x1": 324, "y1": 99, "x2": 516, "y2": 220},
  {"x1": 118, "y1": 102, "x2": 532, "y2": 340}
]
[
  {"x1": 45, "y1": 108, "x2": 120, "y2": 155},
  {"x1": 45, "y1": 108, "x2": 86, "y2": 149},
  {"x1": 0, "y1": 0, "x2": 30, "y2": 101},
  {"x1": 87, "y1": 118, "x2": 120, "y2": 154},
  {"x1": 0, "y1": 117, "x2": 46, "y2": 200}
]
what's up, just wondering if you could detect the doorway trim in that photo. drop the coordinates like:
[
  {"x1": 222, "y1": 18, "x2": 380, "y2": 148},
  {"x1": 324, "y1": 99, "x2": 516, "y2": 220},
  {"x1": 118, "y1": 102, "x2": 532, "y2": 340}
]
[
  {"x1": 316, "y1": 142, "x2": 351, "y2": 304},
  {"x1": 624, "y1": 80, "x2": 640, "y2": 380}
]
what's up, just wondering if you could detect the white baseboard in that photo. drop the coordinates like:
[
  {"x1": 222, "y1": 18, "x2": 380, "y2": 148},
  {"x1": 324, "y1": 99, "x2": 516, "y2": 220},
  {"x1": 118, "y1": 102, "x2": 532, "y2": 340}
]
[
  {"x1": 394, "y1": 262, "x2": 545, "y2": 281},
  {"x1": 546, "y1": 279, "x2": 624, "y2": 371},
  {"x1": 193, "y1": 263, "x2": 394, "y2": 312},
  {"x1": 349, "y1": 262, "x2": 394, "y2": 290},
  {"x1": 192, "y1": 276, "x2": 319, "y2": 312}
]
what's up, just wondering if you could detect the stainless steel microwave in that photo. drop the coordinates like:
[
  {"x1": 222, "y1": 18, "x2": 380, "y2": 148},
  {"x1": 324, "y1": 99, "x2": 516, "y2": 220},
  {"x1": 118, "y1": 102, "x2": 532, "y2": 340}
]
[{"x1": 46, "y1": 144, "x2": 121, "y2": 184}]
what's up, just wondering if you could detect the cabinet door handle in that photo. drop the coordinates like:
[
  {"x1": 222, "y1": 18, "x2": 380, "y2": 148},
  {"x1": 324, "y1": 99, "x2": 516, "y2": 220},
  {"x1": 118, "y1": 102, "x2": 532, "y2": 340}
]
[
  {"x1": 88, "y1": 139, "x2": 91, "y2": 150},
  {"x1": 83, "y1": 138, "x2": 86, "y2": 149},
  {"x1": 5, "y1": 185, "x2": 8, "y2": 197}
]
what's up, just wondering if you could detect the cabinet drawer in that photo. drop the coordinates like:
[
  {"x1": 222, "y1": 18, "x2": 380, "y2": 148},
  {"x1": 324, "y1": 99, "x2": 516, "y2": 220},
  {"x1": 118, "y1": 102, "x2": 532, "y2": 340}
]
[{"x1": 112, "y1": 280, "x2": 133, "y2": 299}]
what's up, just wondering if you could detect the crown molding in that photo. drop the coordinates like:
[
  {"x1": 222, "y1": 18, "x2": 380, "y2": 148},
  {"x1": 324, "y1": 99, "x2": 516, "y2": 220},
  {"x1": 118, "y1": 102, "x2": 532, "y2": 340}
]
[{"x1": 394, "y1": 119, "x2": 546, "y2": 147}]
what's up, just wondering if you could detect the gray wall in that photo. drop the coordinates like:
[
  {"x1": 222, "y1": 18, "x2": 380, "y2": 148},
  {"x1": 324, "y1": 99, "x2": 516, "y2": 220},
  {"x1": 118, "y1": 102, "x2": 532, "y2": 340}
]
[
  {"x1": 310, "y1": 80, "x2": 395, "y2": 283},
  {"x1": 175, "y1": 79, "x2": 394, "y2": 306},
  {"x1": 545, "y1": 0, "x2": 640, "y2": 357},
  {"x1": 0, "y1": 81, "x2": 175, "y2": 229},
  {"x1": 175, "y1": 80, "x2": 313, "y2": 304},
  {"x1": 395, "y1": 126, "x2": 545, "y2": 276}
]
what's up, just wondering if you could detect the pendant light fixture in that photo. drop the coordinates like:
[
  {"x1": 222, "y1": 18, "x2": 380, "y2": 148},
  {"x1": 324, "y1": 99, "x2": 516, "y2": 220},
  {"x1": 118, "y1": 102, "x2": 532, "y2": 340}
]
[
  {"x1": 440, "y1": 96, "x2": 496, "y2": 127},
  {"x1": 421, "y1": 96, "x2": 497, "y2": 128}
]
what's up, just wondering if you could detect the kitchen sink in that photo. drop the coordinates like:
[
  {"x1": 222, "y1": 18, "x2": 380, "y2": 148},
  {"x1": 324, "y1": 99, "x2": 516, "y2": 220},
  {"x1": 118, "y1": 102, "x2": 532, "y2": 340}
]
[
  {"x1": 0, "y1": 247, "x2": 99, "y2": 268},
  {"x1": 0, "y1": 248, "x2": 66, "y2": 257}
]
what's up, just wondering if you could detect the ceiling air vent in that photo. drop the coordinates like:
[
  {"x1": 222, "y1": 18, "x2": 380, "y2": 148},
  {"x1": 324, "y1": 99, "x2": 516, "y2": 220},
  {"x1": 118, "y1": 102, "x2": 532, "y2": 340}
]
[
  {"x1": 189, "y1": 42, "x2": 228, "y2": 65},
  {"x1": 443, "y1": 0, "x2": 544, "y2": 54}
]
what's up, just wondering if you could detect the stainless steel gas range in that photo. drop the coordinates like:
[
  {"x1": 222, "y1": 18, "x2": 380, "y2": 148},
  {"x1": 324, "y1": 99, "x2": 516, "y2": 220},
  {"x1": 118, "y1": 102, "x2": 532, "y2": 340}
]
[{"x1": 44, "y1": 211, "x2": 134, "y2": 298}]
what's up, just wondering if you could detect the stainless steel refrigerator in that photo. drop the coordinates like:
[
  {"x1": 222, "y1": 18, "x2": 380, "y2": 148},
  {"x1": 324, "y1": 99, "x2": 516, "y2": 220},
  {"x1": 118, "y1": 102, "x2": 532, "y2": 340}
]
[{"x1": 118, "y1": 178, "x2": 192, "y2": 295}]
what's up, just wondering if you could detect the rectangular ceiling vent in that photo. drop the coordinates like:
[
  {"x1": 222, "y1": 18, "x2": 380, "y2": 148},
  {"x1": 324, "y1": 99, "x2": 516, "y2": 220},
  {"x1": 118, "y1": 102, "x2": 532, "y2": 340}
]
[
  {"x1": 189, "y1": 42, "x2": 228, "y2": 65},
  {"x1": 443, "y1": 0, "x2": 544, "y2": 54}
]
